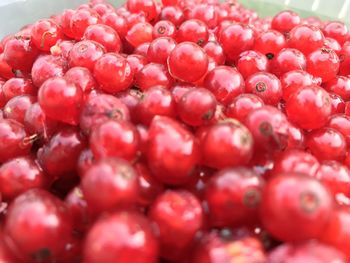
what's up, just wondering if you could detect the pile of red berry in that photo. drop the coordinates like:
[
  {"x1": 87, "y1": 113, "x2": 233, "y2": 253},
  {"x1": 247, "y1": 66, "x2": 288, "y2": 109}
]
[{"x1": 0, "y1": 0, "x2": 350, "y2": 262}]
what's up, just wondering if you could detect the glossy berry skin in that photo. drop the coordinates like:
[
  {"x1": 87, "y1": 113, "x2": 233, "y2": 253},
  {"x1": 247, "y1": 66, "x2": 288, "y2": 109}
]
[
  {"x1": 324, "y1": 37, "x2": 342, "y2": 54},
  {"x1": 190, "y1": 4, "x2": 218, "y2": 29},
  {"x1": 205, "y1": 167, "x2": 264, "y2": 228},
  {"x1": 80, "y1": 94, "x2": 130, "y2": 135},
  {"x1": 94, "y1": 53, "x2": 133, "y2": 93},
  {"x1": 4, "y1": 189, "x2": 72, "y2": 262},
  {"x1": 260, "y1": 174, "x2": 333, "y2": 242},
  {"x1": 64, "y1": 67, "x2": 96, "y2": 95},
  {"x1": 271, "y1": 48, "x2": 306, "y2": 77},
  {"x1": 126, "y1": 22, "x2": 153, "y2": 48},
  {"x1": 136, "y1": 86, "x2": 176, "y2": 125},
  {"x1": 324, "y1": 76, "x2": 350, "y2": 101},
  {"x1": 38, "y1": 77, "x2": 83, "y2": 126},
  {"x1": 70, "y1": 8, "x2": 100, "y2": 40},
  {"x1": 0, "y1": 156, "x2": 47, "y2": 200},
  {"x1": 288, "y1": 24, "x2": 325, "y2": 55},
  {"x1": 286, "y1": 85, "x2": 331, "y2": 130},
  {"x1": 136, "y1": 63, "x2": 173, "y2": 90},
  {"x1": 83, "y1": 24, "x2": 121, "y2": 52},
  {"x1": 2, "y1": 78, "x2": 35, "y2": 102},
  {"x1": 83, "y1": 211, "x2": 158, "y2": 263},
  {"x1": 4, "y1": 36, "x2": 39, "y2": 72},
  {"x1": 31, "y1": 54, "x2": 68, "y2": 88},
  {"x1": 236, "y1": 50, "x2": 269, "y2": 79},
  {"x1": 168, "y1": 42, "x2": 209, "y2": 83},
  {"x1": 204, "y1": 66, "x2": 245, "y2": 105},
  {"x1": 133, "y1": 42, "x2": 150, "y2": 57},
  {"x1": 203, "y1": 41, "x2": 225, "y2": 65},
  {"x1": 328, "y1": 114, "x2": 350, "y2": 144},
  {"x1": 307, "y1": 48, "x2": 340, "y2": 83},
  {"x1": 254, "y1": 30, "x2": 286, "y2": 58},
  {"x1": 268, "y1": 241, "x2": 348, "y2": 263},
  {"x1": 127, "y1": 0, "x2": 157, "y2": 22},
  {"x1": 271, "y1": 149, "x2": 320, "y2": 177},
  {"x1": 338, "y1": 42, "x2": 350, "y2": 76},
  {"x1": 306, "y1": 127, "x2": 347, "y2": 162},
  {"x1": 201, "y1": 121, "x2": 253, "y2": 169},
  {"x1": 244, "y1": 106, "x2": 290, "y2": 152},
  {"x1": 31, "y1": 19, "x2": 64, "y2": 51},
  {"x1": 177, "y1": 88, "x2": 217, "y2": 126},
  {"x1": 225, "y1": 93, "x2": 264, "y2": 122},
  {"x1": 147, "y1": 37, "x2": 176, "y2": 65},
  {"x1": 126, "y1": 54, "x2": 147, "y2": 75},
  {"x1": 271, "y1": 10, "x2": 301, "y2": 34},
  {"x1": 0, "y1": 119, "x2": 31, "y2": 163},
  {"x1": 152, "y1": 20, "x2": 176, "y2": 39},
  {"x1": 147, "y1": 116, "x2": 200, "y2": 185},
  {"x1": 149, "y1": 190, "x2": 203, "y2": 261},
  {"x1": 69, "y1": 40, "x2": 105, "y2": 71},
  {"x1": 177, "y1": 19, "x2": 209, "y2": 46},
  {"x1": 102, "y1": 13, "x2": 128, "y2": 39},
  {"x1": 323, "y1": 21, "x2": 349, "y2": 45},
  {"x1": 329, "y1": 93, "x2": 345, "y2": 114},
  {"x1": 90, "y1": 120, "x2": 139, "y2": 161},
  {"x1": 4, "y1": 95, "x2": 35, "y2": 126},
  {"x1": 81, "y1": 158, "x2": 139, "y2": 213},
  {"x1": 219, "y1": 23, "x2": 255, "y2": 62},
  {"x1": 245, "y1": 72, "x2": 282, "y2": 106},
  {"x1": 159, "y1": 6, "x2": 184, "y2": 27},
  {"x1": 37, "y1": 127, "x2": 86, "y2": 178},
  {"x1": 280, "y1": 70, "x2": 315, "y2": 100},
  {"x1": 0, "y1": 53, "x2": 15, "y2": 80}
]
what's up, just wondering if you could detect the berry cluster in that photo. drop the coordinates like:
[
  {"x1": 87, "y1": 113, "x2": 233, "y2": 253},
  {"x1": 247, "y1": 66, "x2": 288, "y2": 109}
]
[{"x1": 0, "y1": 0, "x2": 350, "y2": 262}]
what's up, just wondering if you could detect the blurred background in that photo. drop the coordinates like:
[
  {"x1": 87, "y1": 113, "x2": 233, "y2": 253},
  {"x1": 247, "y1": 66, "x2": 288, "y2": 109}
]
[{"x1": 0, "y1": 0, "x2": 349, "y2": 38}]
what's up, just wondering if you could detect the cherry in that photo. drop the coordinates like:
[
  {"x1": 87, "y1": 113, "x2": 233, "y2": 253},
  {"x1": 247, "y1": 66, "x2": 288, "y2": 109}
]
[
  {"x1": 147, "y1": 37, "x2": 176, "y2": 65},
  {"x1": 0, "y1": 156, "x2": 47, "y2": 200},
  {"x1": 149, "y1": 190, "x2": 203, "y2": 261},
  {"x1": 127, "y1": 0, "x2": 157, "y2": 22},
  {"x1": 204, "y1": 65, "x2": 245, "y2": 105},
  {"x1": 80, "y1": 93, "x2": 130, "y2": 134},
  {"x1": 323, "y1": 21, "x2": 349, "y2": 45},
  {"x1": 328, "y1": 114, "x2": 350, "y2": 144},
  {"x1": 280, "y1": 70, "x2": 315, "y2": 100},
  {"x1": 245, "y1": 72, "x2": 282, "y2": 106},
  {"x1": 159, "y1": 6, "x2": 184, "y2": 26},
  {"x1": 152, "y1": 20, "x2": 176, "y2": 38},
  {"x1": 254, "y1": 29, "x2": 286, "y2": 59},
  {"x1": 324, "y1": 76, "x2": 350, "y2": 101},
  {"x1": 201, "y1": 120, "x2": 253, "y2": 169},
  {"x1": 203, "y1": 41, "x2": 225, "y2": 65},
  {"x1": 4, "y1": 189, "x2": 72, "y2": 262},
  {"x1": 225, "y1": 93, "x2": 264, "y2": 122},
  {"x1": 90, "y1": 119, "x2": 139, "y2": 161},
  {"x1": 3, "y1": 95, "x2": 36, "y2": 124},
  {"x1": 94, "y1": 53, "x2": 133, "y2": 93},
  {"x1": 64, "y1": 67, "x2": 96, "y2": 95},
  {"x1": 37, "y1": 127, "x2": 86, "y2": 178},
  {"x1": 306, "y1": 127, "x2": 347, "y2": 162},
  {"x1": 31, "y1": 54, "x2": 68, "y2": 88},
  {"x1": 260, "y1": 174, "x2": 333, "y2": 242},
  {"x1": 219, "y1": 23, "x2": 255, "y2": 62},
  {"x1": 236, "y1": 50, "x2": 269, "y2": 79},
  {"x1": 38, "y1": 77, "x2": 83, "y2": 126},
  {"x1": 136, "y1": 86, "x2": 176, "y2": 125},
  {"x1": 177, "y1": 88, "x2": 217, "y2": 126},
  {"x1": 168, "y1": 42, "x2": 209, "y2": 83},
  {"x1": 205, "y1": 167, "x2": 264, "y2": 227},
  {"x1": 83, "y1": 24, "x2": 122, "y2": 52},
  {"x1": 31, "y1": 19, "x2": 64, "y2": 51},
  {"x1": 177, "y1": 19, "x2": 209, "y2": 46},
  {"x1": 271, "y1": 48, "x2": 307, "y2": 77},
  {"x1": 81, "y1": 158, "x2": 139, "y2": 213},
  {"x1": 2, "y1": 78, "x2": 35, "y2": 102},
  {"x1": 70, "y1": 8, "x2": 100, "y2": 40},
  {"x1": 244, "y1": 106, "x2": 290, "y2": 152},
  {"x1": 306, "y1": 48, "x2": 340, "y2": 83},
  {"x1": 136, "y1": 63, "x2": 173, "y2": 90},
  {"x1": 69, "y1": 40, "x2": 105, "y2": 71},
  {"x1": 271, "y1": 10, "x2": 301, "y2": 34},
  {"x1": 102, "y1": 13, "x2": 128, "y2": 39},
  {"x1": 268, "y1": 241, "x2": 348, "y2": 263},
  {"x1": 288, "y1": 24, "x2": 325, "y2": 55},
  {"x1": 0, "y1": 119, "x2": 31, "y2": 163},
  {"x1": 286, "y1": 84, "x2": 331, "y2": 130},
  {"x1": 83, "y1": 211, "x2": 158, "y2": 263},
  {"x1": 147, "y1": 116, "x2": 200, "y2": 185}
]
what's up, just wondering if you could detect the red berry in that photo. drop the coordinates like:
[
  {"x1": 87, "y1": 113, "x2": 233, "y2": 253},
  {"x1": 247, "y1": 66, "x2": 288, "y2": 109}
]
[
  {"x1": 271, "y1": 10, "x2": 301, "y2": 34},
  {"x1": 64, "y1": 67, "x2": 96, "y2": 95},
  {"x1": 339, "y1": 41, "x2": 350, "y2": 76},
  {"x1": 177, "y1": 19, "x2": 209, "y2": 46},
  {"x1": 190, "y1": 4, "x2": 218, "y2": 29},
  {"x1": 324, "y1": 76, "x2": 350, "y2": 101},
  {"x1": 69, "y1": 40, "x2": 105, "y2": 71},
  {"x1": 126, "y1": 54, "x2": 148, "y2": 75},
  {"x1": 136, "y1": 63, "x2": 173, "y2": 90},
  {"x1": 70, "y1": 9, "x2": 100, "y2": 40},
  {"x1": 3, "y1": 95, "x2": 36, "y2": 124},
  {"x1": 323, "y1": 21, "x2": 349, "y2": 45},
  {"x1": 102, "y1": 13, "x2": 128, "y2": 39},
  {"x1": 159, "y1": 6, "x2": 184, "y2": 26},
  {"x1": 329, "y1": 93, "x2": 345, "y2": 114},
  {"x1": 2, "y1": 78, "x2": 35, "y2": 102},
  {"x1": 280, "y1": 70, "x2": 315, "y2": 100},
  {"x1": 271, "y1": 48, "x2": 306, "y2": 77},
  {"x1": 328, "y1": 114, "x2": 350, "y2": 144},
  {"x1": 31, "y1": 19, "x2": 64, "y2": 51},
  {"x1": 236, "y1": 50, "x2": 269, "y2": 79},
  {"x1": 83, "y1": 24, "x2": 122, "y2": 52},
  {"x1": 254, "y1": 29, "x2": 286, "y2": 58},
  {"x1": 126, "y1": 22, "x2": 153, "y2": 48},
  {"x1": 147, "y1": 37, "x2": 176, "y2": 65},
  {"x1": 127, "y1": 0, "x2": 157, "y2": 22},
  {"x1": 153, "y1": 20, "x2": 176, "y2": 38},
  {"x1": 203, "y1": 41, "x2": 225, "y2": 65}
]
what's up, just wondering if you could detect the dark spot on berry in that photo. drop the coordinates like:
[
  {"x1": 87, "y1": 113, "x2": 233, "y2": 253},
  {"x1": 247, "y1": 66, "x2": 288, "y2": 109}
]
[
  {"x1": 255, "y1": 82, "x2": 267, "y2": 92},
  {"x1": 157, "y1": 26, "x2": 166, "y2": 35},
  {"x1": 243, "y1": 189, "x2": 261, "y2": 208},
  {"x1": 197, "y1": 39, "x2": 204, "y2": 46},
  {"x1": 259, "y1": 122, "x2": 273, "y2": 136},
  {"x1": 32, "y1": 248, "x2": 51, "y2": 262},
  {"x1": 266, "y1": 53, "x2": 274, "y2": 60},
  {"x1": 202, "y1": 110, "x2": 214, "y2": 120},
  {"x1": 300, "y1": 191, "x2": 319, "y2": 213},
  {"x1": 78, "y1": 43, "x2": 88, "y2": 53}
]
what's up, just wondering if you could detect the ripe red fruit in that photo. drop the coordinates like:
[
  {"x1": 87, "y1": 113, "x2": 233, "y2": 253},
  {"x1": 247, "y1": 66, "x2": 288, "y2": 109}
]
[
  {"x1": 83, "y1": 24, "x2": 121, "y2": 52},
  {"x1": 135, "y1": 63, "x2": 173, "y2": 90},
  {"x1": 81, "y1": 158, "x2": 139, "y2": 213},
  {"x1": 102, "y1": 13, "x2": 128, "y2": 39},
  {"x1": 168, "y1": 42, "x2": 209, "y2": 83},
  {"x1": 31, "y1": 19, "x2": 64, "y2": 51},
  {"x1": 271, "y1": 10, "x2": 301, "y2": 34},
  {"x1": 152, "y1": 20, "x2": 177, "y2": 38},
  {"x1": 324, "y1": 76, "x2": 350, "y2": 100},
  {"x1": 149, "y1": 190, "x2": 203, "y2": 261},
  {"x1": 69, "y1": 40, "x2": 105, "y2": 71},
  {"x1": 2, "y1": 78, "x2": 35, "y2": 102},
  {"x1": 254, "y1": 29, "x2": 286, "y2": 58},
  {"x1": 236, "y1": 50, "x2": 269, "y2": 79},
  {"x1": 38, "y1": 77, "x2": 83, "y2": 125},
  {"x1": 147, "y1": 116, "x2": 200, "y2": 185},
  {"x1": 323, "y1": 21, "x2": 349, "y2": 45},
  {"x1": 203, "y1": 41, "x2": 225, "y2": 65},
  {"x1": 177, "y1": 19, "x2": 209, "y2": 46},
  {"x1": 328, "y1": 114, "x2": 350, "y2": 144},
  {"x1": 261, "y1": 174, "x2": 333, "y2": 242},
  {"x1": 147, "y1": 37, "x2": 176, "y2": 65},
  {"x1": 286, "y1": 85, "x2": 331, "y2": 130},
  {"x1": 271, "y1": 48, "x2": 307, "y2": 77},
  {"x1": 339, "y1": 41, "x2": 350, "y2": 76},
  {"x1": 127, "y1": 0, "x2": 157, "y2": 22},
  {"x1": 205, "y1": 167, "x2": 264, "y2": 227},
  {"x1": 4, "y1": 189, "x2": 72, "y2": 262},
  {"x1": 70, "y1": 8, "x2": 100, "y2": 40},
  {"x1": 94, "y1": 53, "x2": 133, "y2": 93},
  {"x1": 201, "y1": 121, "x2": 253, "y2": 169},
  {"x1": 83, "y1": 211, "x2": 158, "y2": 263},
  {"x1": 126, "y1": 22, "x2": 153, "y2": 48},
  {"x1": 159, "y1": 6, "x2": 184, "y2": 26},
  {"x1": 280, "y1": 70, "x2": 315, "y2": 100},
  {"x1": 204, "y1": 66, "x2": 245, "y2": 105},
  {"x1": 64, "y1": 67, "x2": 96, "y2": 95},
  {"x1": 3, "y1": 95, "x2": 36, "y2": 124}
]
